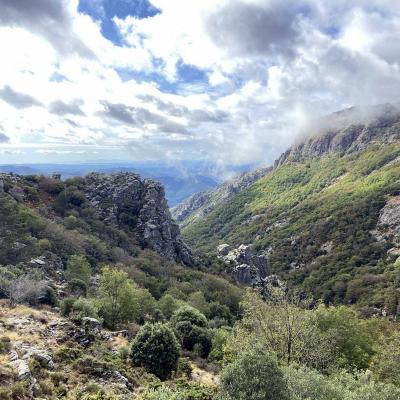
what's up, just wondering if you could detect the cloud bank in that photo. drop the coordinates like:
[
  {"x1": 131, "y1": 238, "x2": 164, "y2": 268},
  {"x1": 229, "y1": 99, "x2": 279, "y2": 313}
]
[{"x1": 0, "y1": 0, "x2": 399, "y2": 165}]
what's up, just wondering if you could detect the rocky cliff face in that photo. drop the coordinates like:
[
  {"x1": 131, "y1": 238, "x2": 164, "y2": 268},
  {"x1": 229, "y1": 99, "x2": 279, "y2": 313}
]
[
  {"x1": 82, "y1": 172, "x2": 194, "y2": 265},
  {"x1": 171, "y1": 166, "x2": 272, "y2": 227},
  {"x1": 372, "y1": 195, "x2": 400, "y2": 256},
  {"x1": 217, "y1": 243, "x2": 270, "y2": 285},
  {"x1": 0, "y1": 171, "x2": 194, "y2": 266},
  {"x1": 275, "y1": 104, "x2": 400, "y2": 166}
]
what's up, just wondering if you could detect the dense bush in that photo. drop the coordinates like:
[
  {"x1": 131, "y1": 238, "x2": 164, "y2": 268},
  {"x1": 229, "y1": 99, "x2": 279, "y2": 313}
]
[
  {"x1": 171, "y1": 306, "x2": 212, "y2": 357},
  {"x1": 219, "y1": 347, "x2": 289, "y2": 400},
  {"x1": 66, "y1": 255, "x2": 91, "y2": 285},
  {"x1": 131, "y1": 323, "x2": 180, "y2": 380}
]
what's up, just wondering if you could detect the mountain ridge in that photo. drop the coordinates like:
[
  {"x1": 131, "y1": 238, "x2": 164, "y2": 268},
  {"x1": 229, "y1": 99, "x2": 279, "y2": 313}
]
[{"x1": 180, "y1": 105, "x2": 400, "y2": 313}]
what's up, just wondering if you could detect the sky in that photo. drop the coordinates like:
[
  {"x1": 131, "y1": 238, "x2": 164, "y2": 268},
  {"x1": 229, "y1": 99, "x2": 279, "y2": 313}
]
[{"x1": 0, "y1": 0, "x2": 400, "y2": 166}]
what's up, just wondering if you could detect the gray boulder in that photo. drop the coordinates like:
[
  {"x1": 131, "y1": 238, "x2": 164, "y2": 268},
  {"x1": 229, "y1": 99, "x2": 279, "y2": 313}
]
[{"x1": 217, "y1": 244, "x2": 270, "y2": 285}]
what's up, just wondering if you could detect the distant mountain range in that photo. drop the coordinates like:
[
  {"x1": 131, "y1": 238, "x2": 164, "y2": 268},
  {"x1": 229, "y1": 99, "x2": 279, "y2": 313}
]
[{"x1": 0, "y1": 161, "x2": 253, "y2": 206}]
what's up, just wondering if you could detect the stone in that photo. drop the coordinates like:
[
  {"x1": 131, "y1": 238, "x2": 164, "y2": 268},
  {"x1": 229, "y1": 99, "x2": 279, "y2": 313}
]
[
  {"x1": 217, "y1": 244, "x2": 270, "y2": 285},
  {"x1": 31, "y1": 351, "x2": 55, "y2": 370},
  {"x1": 83, "y1": 172, "x2": 194, "y2": 265},
  {"x1": 10, "y1": 359, "x2": 31, "y2": 380},
  {"x1": 81, "y1": 317, "x2": 102, "y2": 331},
  {"x1": 217, "y1": 244, "x2": 231, "y2": 256}
]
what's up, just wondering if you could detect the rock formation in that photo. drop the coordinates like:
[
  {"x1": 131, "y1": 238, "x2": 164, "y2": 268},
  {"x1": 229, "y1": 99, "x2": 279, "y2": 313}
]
[
  {"x1": 275, "y1": 104, "x2": 400, "y2": 166},
  {"x1": 83, "y1": 172, "x2": 194, "y2": 265},
  {"x1": 217, "y1": 244, "x2": 270, "y2": 285}
]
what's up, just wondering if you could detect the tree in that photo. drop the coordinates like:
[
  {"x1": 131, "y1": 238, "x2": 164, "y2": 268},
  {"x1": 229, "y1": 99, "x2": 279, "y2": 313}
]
[
  {"x1": 219, "y1": 347, "x2": 289, "y2": 400},
  {"x1": 171, "y1": 306, "x2": 212, "y2": 357},
  {"x1": 188, "y1": 291, "x2": 210, "y2": 315},
  {"x1": 370, "y1": 331, "x2": 400, "y2": 386},
  {"x1": 158, "y1": 293, "x2": 179, "y2": 319},
  {"x1": 131, "y1": 323, "x2": 180, "y2": 380},
  {"x1": 315, "y1": 304, "x2": 375, "y2": 370},
  {"x1": 97, "y1": 266, "x2": 157, "y2": 329},
  {"x1": 97, "y1": 266, "x2": 138, "y2": 330},
  {"x1": 171, "y1": 306, "x2": 208, "y2": 328},
  {"x1": 233, "y1": 289, "x2": 335, "y2": 371},
  {"x1": 66, "y1": 255, "x2": 91, "y2": 285}
]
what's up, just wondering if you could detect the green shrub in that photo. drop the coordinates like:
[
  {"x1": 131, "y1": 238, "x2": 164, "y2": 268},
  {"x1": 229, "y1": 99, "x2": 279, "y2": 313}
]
[
  {"x1": 171, "y1": 306, "x2": 211, "y2": 357},
  {"x1": 171, "y1": 306, "x2": 208, "y2": 328},
  {"x1": 0, "y1": 336, "x2": 11, "y2": 354},
  {"x1": 66, "y1": 255, "x2": 91, "y2": 285},
  {"x1": 138, "y1": 381, "x2": 217, "y2": 400},
  {"x1": 219, "y1": 347, "x2": 289, "y2": 400},
  {"x1": 68, "y1": 278, "x2": 88, "y2": 296},
  {"x1": 131, "y1": 323, "x2": 180, "y2": 380},
  {"x1": 71, "y1": 298, "x2": 99, "y2": 319},
  {"x1": 60, "y1": 297, "x2": 76, "y2": 317},
  {"x1": 177, "y1": 357, "x2": 193, "y2": 379}
]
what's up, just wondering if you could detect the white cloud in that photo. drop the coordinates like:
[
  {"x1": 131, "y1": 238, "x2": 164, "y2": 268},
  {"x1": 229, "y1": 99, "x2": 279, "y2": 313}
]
[{"x1": 0, "y1": 0, "x2": 399, "y2": 167}]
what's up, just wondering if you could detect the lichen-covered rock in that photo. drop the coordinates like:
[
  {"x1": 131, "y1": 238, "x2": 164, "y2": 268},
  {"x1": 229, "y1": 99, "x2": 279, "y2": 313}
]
[
  {"x1": 83, "y1": 172, "x2": 194, "y2": 265},
  {"x1": 10, "y1": 358, "x2": 31, "y2": 380},
  {"x1": 378, "y1": 196, "x2": 400, "y2": 242},
  {"x1": 217, "y1": 244, "x2": 270, "y2": 285}
]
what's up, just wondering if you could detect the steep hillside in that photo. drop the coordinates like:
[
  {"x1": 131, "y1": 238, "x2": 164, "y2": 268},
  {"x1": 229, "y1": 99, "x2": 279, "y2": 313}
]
[
  {"x1": 182, "y1": 106, "x2": 400, "y2": 313},
  {"x1": 171, "y1": 166, "x2": 272, "y2": 228},
  {"x1": 0, "y1": 172, "x2": 193, "y2": 266}
]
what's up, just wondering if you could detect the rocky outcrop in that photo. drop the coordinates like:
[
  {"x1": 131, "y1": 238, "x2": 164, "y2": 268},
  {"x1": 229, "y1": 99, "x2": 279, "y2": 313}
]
[
  {"x1": 83, "y1": 172, "x2": 194, "y2": 265},
  {"x1": 275, "y1": 104, "x2": 400, "y2": 166},
  {"x1": 172, "y1": 167, "x2": 272, "y2": 227},
  {"x1": 217, "y1": 244, "x2": 270, "y2": 285},
  {"x1": 372, "y1": 196, "x2": 400, "y2": 255}
]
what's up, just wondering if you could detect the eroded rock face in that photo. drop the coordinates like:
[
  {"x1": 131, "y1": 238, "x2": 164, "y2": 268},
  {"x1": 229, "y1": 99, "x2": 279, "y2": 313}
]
[
  {"x1": 83, "y1": 172, "x2": 194, "y2": 265},
  {"x1": 275, "y1": 104, "x2": 400, "y2": 166},
  {"x1": 373, "y1": 196, "x2": 400, "y2": 251},
  {"x1": 217, "y1": 244, "x2": 270, "y2": 285}
]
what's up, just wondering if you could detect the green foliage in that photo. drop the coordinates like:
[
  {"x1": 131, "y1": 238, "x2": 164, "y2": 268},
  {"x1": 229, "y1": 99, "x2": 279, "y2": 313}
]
[
  {"x1": 370, "y1": 331, "x2": 400, "y2": 386},
  {"x1": 188, "y1": 291, "x2": 210, "y2": 315},
  {"x1": 60, "y1": 297, "x2": 76, "y2": 317},
  {"x1": 71, "y1": 298, "x2": 99, "y2": 319},
  {"x1": 138, "y1": 381, "x2": 217, "y2": 400},
  {"x1": 171, "y1": 306, "x2": 208, "y2": 328},
  {"x1": 315, "y1": 305, "x2": 375, "y2": 370},
  {"x1": 284, "y1": 365, "x2": 400, "y2": 400},
  {"x1": 219, "y1": 346, "x2": 289, "y2": 400},
  {"x1": 183, "y1": 144, "x2": 400, "y2": 312},
  {"x1": 66, "y1": 255, "x2": 91, "y2": 285},
  {"x1": 131, "y1": 323, "x2": 180, "y2": 380},
  {"x1": 158, "y1": 294, "x2": 180, "y2": 319},
  {"x1": 230, "y1": 290, "x2": 336, "y2": 371},
  {"x1": 97, "y1": 266, "x2": 142, "y2": 329},
  {"x1": 171, "y1": 306, "x2": 212, "y2": 357},
  {"x1": 177, "y1": 357, "x2": 193, "y2": 379},
  {"x1": 39, "y1": 177, "x2": 64, "y2": 194},
  {"x1": 208, "y1": 328, "x2": 229, "y2": 363}
]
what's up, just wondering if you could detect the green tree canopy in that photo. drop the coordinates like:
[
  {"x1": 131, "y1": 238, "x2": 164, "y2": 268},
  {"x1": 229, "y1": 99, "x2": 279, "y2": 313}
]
[
  {"x1": 219, "y1": 347, "x2": 289, "y2": 400},
  {"x1": 66, "y1": 255, "x2": 91, "y2": 285},
  {"x1": 131, "y1": 323, "x2": 180, "y2": 380}
]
